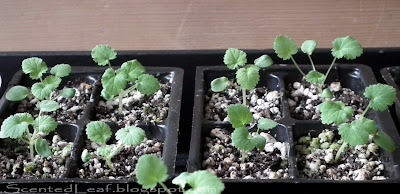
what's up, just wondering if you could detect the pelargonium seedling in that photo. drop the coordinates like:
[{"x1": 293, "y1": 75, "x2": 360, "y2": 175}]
[
  {"x1": 317, "y1": 84, "x2": 397, "y2": 161},
  {"x1": 0, "y1": 57, "x2": 76, "y2": 161},
  {"x1": 135, "y1": 154, "x2": 225, "y2": 194},
  {"x1": 91, "y1": 45, "x2": 161, "y2": 115},
  {"x1": 228, "y1": 104, "x2": 279, "y2": 162},
  {"x1": 82, "y1": 121, "x2": 146, "y2": 170},
  {"x1": 211, "y1": 48, "x2": 274, "y2": 105},
  {"x1": 274, "y1": 35, "x2": 363, "y2": 90}
]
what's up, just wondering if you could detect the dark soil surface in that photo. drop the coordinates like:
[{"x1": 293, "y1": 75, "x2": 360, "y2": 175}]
[
  {"x1": 15, "y1": 80, "x2": 93, "y2": 123},
  {"x1": 78, "y1": 139, "x2": 163, "y2": 179},
  {"x1": 203, "y1": 128, "x2": 289, "y2": 179},
  {"x1": 287, "y1": 81, "x2": 366, "y2": 120},
  {"x1": 205, "y1": 81, "x2": 282, "y2": 122},
  {"x1": 95, "y1": 83, "x2": 171, "y2": 127},
  {"x1": 0, "y1": 134, "x2": 72, "y2": 179},
  {"x1": 295, "y1": 129, "x2": 385, "y2": 180}
]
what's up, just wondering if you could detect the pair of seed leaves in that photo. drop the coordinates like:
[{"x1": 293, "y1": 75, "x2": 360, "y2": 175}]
[
  {"x1": 227, "y1": 104, "x2": 278, "y2": 152},
  {"x1": 318, "y1": 84, "x2": 397, "y2": 152},
  {"x1": 91, "y1": 45, "x2": 160, "y2": 100},
  {"x1": 211, "y1": 48, "x2": 274, "y2": 92},
  {"x1": 273, "y1": 35, "x2": 363, "y2": 84}
]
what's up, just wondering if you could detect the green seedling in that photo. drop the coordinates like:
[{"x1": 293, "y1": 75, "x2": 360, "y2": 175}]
[
  {"x1": 0, "y1": 57, "x2": 76, "y2": 161},
  {"x1": 83, "y1": 121, "x2": 146, "y2": 170},
  {"x1": 274, "y1": 35, "x2": 363, "y2": 89},
  {"x1": 91, "y1": 45, "x2": 161, "y2": 115},
  {"x1": 135, "y1": 155, "x2": 225, "y2": 194},
  {"x1": 211, "y1": 48, "x2": 274, "y2": 105},
  {"x1": 228, "y1": 104, "x2": 279, "y2": 162},
  {"x1": 318, "y1": 84, "x2": 397, "y2": 161}
]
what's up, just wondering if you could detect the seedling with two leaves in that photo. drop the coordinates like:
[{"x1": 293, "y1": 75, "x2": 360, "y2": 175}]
[
  {"x1": 227, "y1": 104, "x2": 279, "y2": 162},
  {"x1": 318, "y1": 84, "x2": 397, "y2": 161},
  {"x1": 274, "y1": 35, "x2": 363, "y2": 92},
  {"x1": 0, "y1": 57, "x2": 76, "y2": 161},
  {"x1": 81, "y1": 121, "x2": 146, "y2": 171},
  {"x1": 135, "y1": 155, "x2": 225, "y2": 194},
  {"x1": 211, "y1": 48, "x2": 274, "y2": 105},
  {"x1": 91, "y1": 45, "x2": 161, "y2": 115}
]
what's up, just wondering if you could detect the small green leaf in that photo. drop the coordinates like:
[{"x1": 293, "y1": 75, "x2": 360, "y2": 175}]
[
  {"x1": 364, "y1": 84, "x2": 396, "y2": 111},
  {"x1": 136, "y1": 155, "x2": 169, "y2": 189},
  {"x1": 50, "y1": 64, "x2": 71, "y2": 78},
  {"x1": 318, "y1": 101, "x2": 354, "y2": 125},
  {"x1": 101, "y1": 68, "x2": 128, "y2": 96},
  {"x1": 254, "y1": 55, "x2": 274, "y2": 68},
  {"x1": 223, "y1": 48, "x2": 247, "y2": 70},
  {"x1": 232, "y1": 127, "x2": 255, "y2": 151},
  {"x1": 301, "y1": 40, "x2": 318, "y2": 55},
  {"x1": 97, "y1": 145, "x2": 113, "y2": 158},
  {"x1": 121, "y1": 59, "x2": 146, "y2": 82},
  {"x1": 101, "y1": 88, "x2": 115, "y2": 100},
  {"x1": 115, "y1": 126, "x2": 146, "y2": 146},
  {"x1": 339, "y1": 118, "x2": 377, "y2": 146},
  {"x1": 172, "y1": 172, "x2": 190, "y2": 189},
  {"x1": 273, "y1": 35, "x2": 298, "y2": 60},
  {"x1": 331, "y1": 36, "x2": 363, "y2": 60},
  {"x1": 34, "y1": 115, "x2": 57, "y2": 134},
  {"x1": 22, "y1": 57, "x2": 48, "y2": 80},
  {"x1": 236, "y1": 66, "x2": 260, "y2": 90},
  {"x1": 81, "y1": 149, "x2": 91, "y2": 163},
  {"x1": 0, "y1": 113, "x2": 33, "y2": 139},
  {"x1": 6, "y1": 86, "x2": 29, "y2": 101},
  {"x1": 60, "y1": 88, "x2": 76, "y2": 98},
  {"x1": 184, "y1": 170, "x2": 225, "y2": 194},
  {"x1": 374, "y1": 131, "x2": 396, "y2": 152},
  {"x1": 320, "y1": 88, "x2": 334, "y2": 99},
  {"x1": 252, "y1": 135, "x2": 266, "y2": 150},
  {"x1": 91, "y1": 45, "x2": 117, "y2": 66},
  {"x1": 136, "y1": 74, "x2": 161, "y2": 95},
  {"x1": 211, "y1": 77, "x2": 229, "y2": 92},
  {"x1": 35, "y1": 138, "x2": 52, "y2": 157},
  {"x1": 227, "y1": 104, "x2": 253, "y2": 128},
  {"x1": 306, "y1": 70, "x2": 326, "y2": 84},
  {"x1": 86, "y1": 121, "x2": 112, "y2": 145},
  {"x1": 36, "y1": 100, "x2": 59, "y2": 112},
  {"x1": 31, "y1": 76, "x2": 62, "y2": 100},
  {"x1": 258, "y1": 118, "x2": 278, "y2": 131}
]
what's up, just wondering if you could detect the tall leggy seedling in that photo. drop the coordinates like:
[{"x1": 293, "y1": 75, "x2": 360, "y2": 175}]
[
  {"x1": 211, "y1": 48, "x2": 274, "y2": 105},
  {"x1": 0, "y1": 57, "x2": 76, "y2": 161},
  {"x1": 91, "y1": 45, "x2": 161, "y2": 115}
]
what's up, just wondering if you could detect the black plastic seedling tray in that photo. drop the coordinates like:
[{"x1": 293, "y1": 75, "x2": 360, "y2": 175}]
[
  {"x1": 189, "y1": 64, "x2": 400, "y2": 183},
  {"x1": 0, "y1": 66, "x2": 183, "y2": 187},
  {"x1": 381, "y1": 67, "x2": 400, "y2": 127},
  {"x1": 0, "y1": 49, "x2": 400, "y2": 192}
]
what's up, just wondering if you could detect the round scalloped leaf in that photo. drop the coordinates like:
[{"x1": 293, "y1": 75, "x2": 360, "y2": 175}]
[
  {"x1": 36, "y1": 100, "x2": 60, "y2": 112},
  {"x1": 331, "y1": 36, "x2": 363, "y2": 60},
  {"x1": 252, "y1": 135, "x2": 266, "y2": 150},
  {"x1": 318, "y1": 101, "x2": 354, "y2": 125},
  {"x1": 301, "y1": 40, "x2": 318, "y2": 55},
  {"x1": 232, "y1": 127, "x2": 255, "y2": 151},
  {"x1": 91, "y1": 45, "x2": 117, "y2": 66},
  {"x1": 34, "y1": 115, "x2": 57, "y2": 134},
  {"x1": 227, "y1": 104, "x2": 253, "y2": 128},
  {"x1": 121, "y1": 59, "x2": 146, "y2": 82},
  {"x1": 101, "y1": 68, "x2": 128, "y2": 96},
  {"x1": 31, "y1": 76, "x2": 62, "y2": 100},
  {"x1": 373, "y1": 131, "x2": 396, "y2": 152},
  {"x1": 136, "y1": 155, "x2": 169, "y2": 189},
  {"x1": 306, "y1": 70, "x2": 326, "y2": 84},
  {"x1": 0, "y1": 113, "x2": 33, "y2": 139},
  {"x1": 211, "y1": 77, "x2": 229, "y2": 92},
  {"x1": 22, "y1": 57, "x2": 48, "y2": 80},
  {"x1": 86, "y1": 121, "x2": 112, "y2": 145},
  {"x1": 258, "y1": 118, "x2": 278, "y2": 131},
  {"x1": 254, "y1": 55, "x2": 274, "y2": 68},
  {"x1": 185, "y1": 170, "x2": 225, "y2": 194},
  {"x1": 115, "y1": 126, "x2": 146, "y2": 146},
  {"x1": 60, "y1": 88, "x2": 76, "y2": 99},
  {"x1": 50, "y1": 64, "x2": 71, "y2": 78},
  {"x1": 339, "y1": 118, "x2": 376, "y2": 146},
  {"x1": 6, "y1": 86, "x2": 29, "y2": 101},
  {"x1": 236, "y1": 66, "x2": 260, "y2": 90},
  {"x1": 136, "y1": 74, "x2": 161, "y2": 95},
  {"x1": 273, "y1": 35, "x2": 298, "y2": 60},
  {"x1": 35, "y1": 138, "x2": 52, "y2": 157},
  {"x1": 223, "y1": 48, "x2": 247, "y2": 70},
  {"x1": 364, "y1": 84, "x2": 396, "y2": 111},
  {"x1": 97, "y1": 145, "x2": 113, "y2": 158}
]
